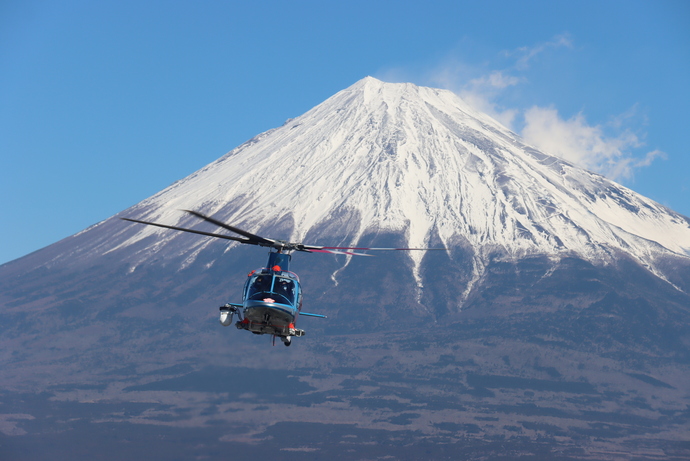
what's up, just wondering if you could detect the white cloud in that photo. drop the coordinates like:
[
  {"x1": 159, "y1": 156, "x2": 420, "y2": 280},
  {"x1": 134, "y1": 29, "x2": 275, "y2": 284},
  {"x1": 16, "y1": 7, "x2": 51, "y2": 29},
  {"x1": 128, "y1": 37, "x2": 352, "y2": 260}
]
[
  {"x1": 510, "y1": 34, "x2": 573, "y2": 70},
  {"x1": 458, "y1": 71, "x2": 521, "y2": 128},
  {"x1": 383, "y1": 34, "x2": 662, "y2": 182},
  {"x1": 460, "y1": 92, "x2": 520, "y2": 129},
  {"x1": 426, "y1": 63, "x2": 522, "y2": 128},
  {"x1": 423, "y1": 56, "x2": 473, "y2": 94},
  {"x1": 476, "y1": 71, "x2": 521, "y2": 89},
  {"x1": 521, "y1": 106, "x2": 664, "y2": 181},
  {"x1": 423, "y1": 35, "x2": 572, "y2": 130}
]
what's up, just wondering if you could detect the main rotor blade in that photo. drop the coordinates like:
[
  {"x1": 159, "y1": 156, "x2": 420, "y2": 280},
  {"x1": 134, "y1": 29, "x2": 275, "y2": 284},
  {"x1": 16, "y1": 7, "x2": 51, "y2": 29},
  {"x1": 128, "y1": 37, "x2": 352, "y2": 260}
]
[
  {"x1": 121, "y1": 217, "x2": 254, "y2": 244},
  {"x1": 306, "y1": 248, "x2": 375, "y2": 256},
  {"x1": 123, "y1": 211, "x2": 447, "y2": 255},
  {"x1": 182, "y1": 210, "x2": 276, "y2": 246}
]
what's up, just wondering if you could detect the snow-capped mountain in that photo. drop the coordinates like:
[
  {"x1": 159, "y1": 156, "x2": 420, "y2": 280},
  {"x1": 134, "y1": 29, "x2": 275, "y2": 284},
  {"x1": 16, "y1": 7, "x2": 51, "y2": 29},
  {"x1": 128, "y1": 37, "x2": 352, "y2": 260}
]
[
  {"x1": 97, "y1": 76, "x2": 689, "y2": 286},
  {"x1": 3, "y1": 77, "x2": 690, "y2": 460}
]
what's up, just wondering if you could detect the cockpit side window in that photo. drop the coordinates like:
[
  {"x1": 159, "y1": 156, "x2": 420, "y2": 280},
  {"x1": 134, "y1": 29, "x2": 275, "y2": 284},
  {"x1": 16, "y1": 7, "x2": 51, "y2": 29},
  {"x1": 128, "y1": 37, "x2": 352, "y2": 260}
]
[
  {"x1": 248, "y1": 275, "x2": 272, "y2": 299},
  {"x1": 274, "y1": 277, "x2": 295, "y2": 302}
]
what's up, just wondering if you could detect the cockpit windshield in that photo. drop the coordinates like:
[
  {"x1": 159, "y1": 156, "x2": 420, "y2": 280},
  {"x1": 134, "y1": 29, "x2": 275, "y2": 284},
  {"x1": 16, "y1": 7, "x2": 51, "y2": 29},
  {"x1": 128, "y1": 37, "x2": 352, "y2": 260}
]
[{"x1": 247, "y1": 274, "x2": 296, "y2": 305}]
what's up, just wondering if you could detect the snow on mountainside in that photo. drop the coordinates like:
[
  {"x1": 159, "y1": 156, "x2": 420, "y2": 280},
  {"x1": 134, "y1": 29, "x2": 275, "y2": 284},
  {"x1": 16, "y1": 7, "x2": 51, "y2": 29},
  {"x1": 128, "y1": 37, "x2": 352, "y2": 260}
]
[{"x1": 106, "y1": 76, "x2": 690, "y2": 282}]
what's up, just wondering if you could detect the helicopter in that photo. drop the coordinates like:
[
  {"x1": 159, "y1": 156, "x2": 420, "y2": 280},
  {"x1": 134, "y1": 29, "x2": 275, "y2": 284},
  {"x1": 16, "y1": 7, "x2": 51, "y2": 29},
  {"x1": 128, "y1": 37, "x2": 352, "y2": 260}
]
[{"x1": 122, "y1": 210, "x2": 442, "y2": 346}]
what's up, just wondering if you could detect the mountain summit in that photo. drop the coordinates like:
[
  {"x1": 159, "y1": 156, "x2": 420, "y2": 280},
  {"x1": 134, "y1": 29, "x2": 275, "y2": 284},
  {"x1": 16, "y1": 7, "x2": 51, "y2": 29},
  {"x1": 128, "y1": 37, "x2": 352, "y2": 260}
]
[
  {"x1": 2, "y1": 78, "x2": 690, "y2": 460},
  {"x1": 96, "y1": 76, "x2": 689, "y2": 289}
]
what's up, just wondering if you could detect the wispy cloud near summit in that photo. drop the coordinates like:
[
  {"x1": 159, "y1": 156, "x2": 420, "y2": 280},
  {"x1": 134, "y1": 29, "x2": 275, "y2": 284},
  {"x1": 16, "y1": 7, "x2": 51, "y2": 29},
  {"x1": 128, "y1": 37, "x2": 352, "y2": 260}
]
[
  {"x1": 522, "y1": 106, "x2": 664, "y2": 181},
  {"x1": 509, "y1": 34, "x2": 573, "y2": 70},
  {"x1": 388, "y1": 34, "x2": 664, "y2": 183}
]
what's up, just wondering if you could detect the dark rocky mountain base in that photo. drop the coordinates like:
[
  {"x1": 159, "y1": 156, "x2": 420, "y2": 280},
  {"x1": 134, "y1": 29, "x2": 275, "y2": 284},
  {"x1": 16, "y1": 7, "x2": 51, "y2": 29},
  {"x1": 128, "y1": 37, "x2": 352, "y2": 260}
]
[{"x1": 1, "y1": 225, "x2": 689, "y2": 460}]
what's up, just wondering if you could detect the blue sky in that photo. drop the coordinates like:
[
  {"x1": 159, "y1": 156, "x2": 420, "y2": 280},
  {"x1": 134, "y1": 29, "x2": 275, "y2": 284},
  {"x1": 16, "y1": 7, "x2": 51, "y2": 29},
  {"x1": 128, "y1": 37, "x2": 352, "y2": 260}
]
[{"x1": 1, "y1": 0, "x2": 688, "y2": 265}]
